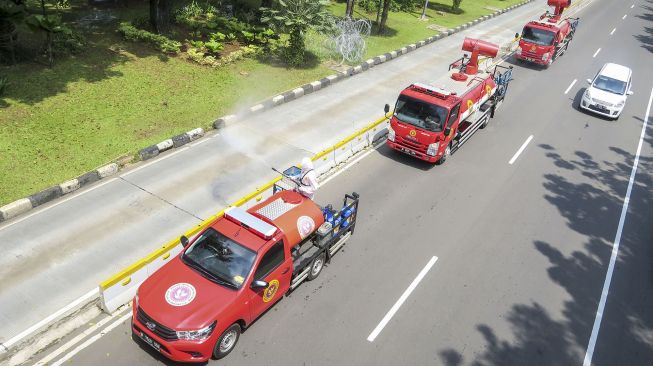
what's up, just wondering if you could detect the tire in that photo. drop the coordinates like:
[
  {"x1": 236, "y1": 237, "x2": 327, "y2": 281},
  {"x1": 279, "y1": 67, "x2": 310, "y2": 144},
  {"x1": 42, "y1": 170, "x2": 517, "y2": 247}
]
[
  {"x1": 436, "y1": 144, "x2": 451, "y2": 165},
  {"x1": 307, "y1": 252, "x2": 326, "y2": 281},
  {"x1": 213, "y1": 323, "x2": 241, "y2": 359}
]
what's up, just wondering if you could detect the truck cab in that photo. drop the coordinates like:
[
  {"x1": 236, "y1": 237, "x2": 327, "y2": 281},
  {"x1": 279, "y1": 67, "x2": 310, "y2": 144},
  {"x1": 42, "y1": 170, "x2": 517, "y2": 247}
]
[
  {"x1": 516, "y1": 0, "x2": 578, "y2": 66},
  {"x1": 132, "y1": 189, "x2": 359, "y2": 363}
]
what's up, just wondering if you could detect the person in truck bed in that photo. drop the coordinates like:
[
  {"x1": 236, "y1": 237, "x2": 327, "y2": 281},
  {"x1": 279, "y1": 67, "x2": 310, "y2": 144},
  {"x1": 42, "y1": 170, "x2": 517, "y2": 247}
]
[{"x1": 297, "y1": 157, "x2": 319, "y2": 200}]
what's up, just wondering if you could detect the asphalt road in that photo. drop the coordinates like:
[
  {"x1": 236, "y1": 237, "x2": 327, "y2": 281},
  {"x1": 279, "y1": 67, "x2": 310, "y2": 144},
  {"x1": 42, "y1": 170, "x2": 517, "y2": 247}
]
[
  {"x1": 0, "y1": 0, "x2": 550, "y2": 343},
  {"x1": 22, "y1": 0, "x2": 653, "y2": 365}
]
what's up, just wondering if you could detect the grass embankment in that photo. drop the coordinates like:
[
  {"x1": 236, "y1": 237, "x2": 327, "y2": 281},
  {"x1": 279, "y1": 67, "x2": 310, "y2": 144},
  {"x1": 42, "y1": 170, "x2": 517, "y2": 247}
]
[{"x1": 0, "y1": 0, "x2": 523, "y2": 205}]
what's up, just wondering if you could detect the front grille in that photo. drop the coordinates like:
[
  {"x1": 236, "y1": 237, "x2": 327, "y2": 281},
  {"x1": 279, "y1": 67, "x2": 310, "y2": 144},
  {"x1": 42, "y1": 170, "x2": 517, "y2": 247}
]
[
  {"x1": 396, "y1": 136, "x2": 427, "y2": 152},
  {"x1": 137, "y1": 307, "x2": 178, "y2": 341},
  {"x1": 521, "y1": 50, "x2": 539, "y2": 58},
  {"x1": 592, "y1": 98, "x2": 613, "y2": 107}
]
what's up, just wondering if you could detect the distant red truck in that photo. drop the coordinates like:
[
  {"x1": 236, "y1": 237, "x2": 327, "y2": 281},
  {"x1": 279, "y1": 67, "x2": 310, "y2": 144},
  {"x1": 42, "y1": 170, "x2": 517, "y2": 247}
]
[
  {"x1": 132, "y1": 188, "x2": 359, "y2": 362},
  {"x1": 516, "y1": 0, "x2": 579, "y2": 67}
]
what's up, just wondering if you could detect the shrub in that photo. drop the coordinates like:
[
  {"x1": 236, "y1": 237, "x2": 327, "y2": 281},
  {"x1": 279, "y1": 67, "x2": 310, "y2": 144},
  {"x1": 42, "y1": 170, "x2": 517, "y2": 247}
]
[
  {"x1": 53, "y1": 29, "x2": 86, "y2": 54},
  {"x1": 118, "y1": 22, "x2": 181, "y2": 54}
]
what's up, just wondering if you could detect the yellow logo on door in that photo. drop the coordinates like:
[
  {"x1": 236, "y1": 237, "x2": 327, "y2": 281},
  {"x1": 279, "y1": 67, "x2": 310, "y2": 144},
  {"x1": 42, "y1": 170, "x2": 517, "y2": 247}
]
[
  {"x1": 409, "y1": 130, "x2": 416, "y2": 137},
  {"x1": 485, "y1": 85, "x2": 492, "y2": 95},
  {"x1": 467, "y1": 100, "x2": 474, "y2": 110},
  {"x1": 262, "y1": 279, "x2": 279, "y2": 303}
]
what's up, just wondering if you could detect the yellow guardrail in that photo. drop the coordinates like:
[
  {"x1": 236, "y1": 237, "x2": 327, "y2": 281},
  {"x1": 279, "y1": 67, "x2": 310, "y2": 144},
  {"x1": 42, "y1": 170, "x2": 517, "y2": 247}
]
[{"x1": 99, "y1": 112, "x2": 391, "y2": 291}]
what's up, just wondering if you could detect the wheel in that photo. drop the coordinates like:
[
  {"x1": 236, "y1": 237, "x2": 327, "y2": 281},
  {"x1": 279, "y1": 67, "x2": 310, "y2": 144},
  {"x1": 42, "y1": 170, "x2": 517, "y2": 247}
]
[
  {"x1": 213, "y1": 323, "x2": 241, "y2": 359},
  {"x1": 307, "y1": 252, "x2": 326, "y2": 281},
  {"x1": 436, "y1": 144, "x2": 451, "y2": 165}
]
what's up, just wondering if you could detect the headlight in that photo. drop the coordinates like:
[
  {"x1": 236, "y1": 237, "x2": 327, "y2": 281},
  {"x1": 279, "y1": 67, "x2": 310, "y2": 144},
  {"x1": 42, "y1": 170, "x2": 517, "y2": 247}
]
[
  {"x1": 427, "y1": 142, "x2": 439, "y2": 156},
  {"x1": 388, "y1": 126, "x2": 395, "y2": 142},
  {"x1": 616, "y1": 100, "x2": 625, "y2": 107},
  {"x1": 583, "y1": 90, "x2": 591, "y2": 100},
  {"x1": 516, "y1": 48, "x2": 522, "y2": 55},
  {"x1": 134, "y1": 294, "x2": 139, "y2": 307},
  {"x1": 176, "y1": 321, "x2": 217, "y2": 341},
  {"x1": 542, "y1": 52, "x2": 550, "y2": 61}
]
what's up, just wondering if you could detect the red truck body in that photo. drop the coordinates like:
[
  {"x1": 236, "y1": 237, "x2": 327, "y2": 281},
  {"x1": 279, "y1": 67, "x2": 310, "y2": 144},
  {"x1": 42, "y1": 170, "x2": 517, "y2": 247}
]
[
  {"x1": 516, "y1": 0, "x2": 579, "y2": 66},
  {"x1": 386, "y1": 38, "x2": 512, "y2": 164},
  {"x1": 132, "y1": 189, "x2": 359, "y2": 362}
]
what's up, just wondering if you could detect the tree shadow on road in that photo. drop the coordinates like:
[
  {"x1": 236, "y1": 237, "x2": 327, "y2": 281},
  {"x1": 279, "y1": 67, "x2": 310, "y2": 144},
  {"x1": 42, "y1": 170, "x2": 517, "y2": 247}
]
[{"x1": 438, "y1": 126, "x2": 653, "y2": 365}]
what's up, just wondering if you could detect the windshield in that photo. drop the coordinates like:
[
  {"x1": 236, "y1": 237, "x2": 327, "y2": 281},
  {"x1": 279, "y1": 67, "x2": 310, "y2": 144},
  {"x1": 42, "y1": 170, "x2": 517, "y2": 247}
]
[
  {"x1": 592, "y1": 75, "x2": 627, "y2": 95},
  {"x1": 522, "y1": 26, "x2": 555, "y2": 46},
  {"x1": 182, "y1": 228, "x2": 256, "y2": 289},
  {"x1": 394, "y1": 95, "x2": 449, "y2": 132}
]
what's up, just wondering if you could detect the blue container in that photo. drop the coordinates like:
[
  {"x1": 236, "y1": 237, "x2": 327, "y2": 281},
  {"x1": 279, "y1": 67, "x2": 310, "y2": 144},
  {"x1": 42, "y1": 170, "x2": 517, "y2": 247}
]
[
  {"x1": 333, "y1": 215, "x2": 342, "y2": 236},
  {"x1": 341, "y1": 207, "x2": 352, "y2": 228}
]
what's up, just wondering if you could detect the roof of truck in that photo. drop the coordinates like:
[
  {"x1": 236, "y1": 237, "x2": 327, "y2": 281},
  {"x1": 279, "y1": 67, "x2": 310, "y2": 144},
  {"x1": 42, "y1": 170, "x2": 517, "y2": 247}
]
[{"x1": 402, "y1": 67, "x2": 492, "y2": 107}]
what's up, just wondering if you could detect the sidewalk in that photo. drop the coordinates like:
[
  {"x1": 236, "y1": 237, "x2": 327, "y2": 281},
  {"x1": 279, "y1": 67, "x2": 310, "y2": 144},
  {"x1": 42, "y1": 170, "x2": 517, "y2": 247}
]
[{"x1": 0, "y1": 1, "x2": 542, "y2": 350}]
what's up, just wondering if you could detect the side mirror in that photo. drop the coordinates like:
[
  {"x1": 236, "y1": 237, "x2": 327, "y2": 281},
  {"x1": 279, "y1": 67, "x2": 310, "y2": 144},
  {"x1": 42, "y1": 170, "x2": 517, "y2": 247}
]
[
  {"x1": 384, "y1": 104, "x2": 390, "y2": 114},
  {"x1": 250, "y1": 280, "x2": 268, "y2": 290},
  {"x1": 180, "y1": 235, "x2": 189, "y2": 247},
  {"x1": 586, "y1": 79, "x2": 592, "y2": 84},
  {"x1": 515, "y1": 32, "x2": 520, "y2": 39},
  {"x1": 627, "y1": 90, "x2": 634, "y2": 95},
  {"x1": 444, "y1": 127, "x2": 451, "y2": 136}
]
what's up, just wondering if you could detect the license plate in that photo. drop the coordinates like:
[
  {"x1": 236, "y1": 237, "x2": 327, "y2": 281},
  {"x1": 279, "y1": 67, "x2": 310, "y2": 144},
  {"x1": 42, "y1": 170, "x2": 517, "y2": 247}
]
[
  {"x1": 139, "y1": 331, "x2": 161, "y2": 352},
  {"x1": 524, "y1": 57, "x2": 536, "y2": 62},
  {"x1": 400, "y1": 147, "x2": 417, "y2": 156}
]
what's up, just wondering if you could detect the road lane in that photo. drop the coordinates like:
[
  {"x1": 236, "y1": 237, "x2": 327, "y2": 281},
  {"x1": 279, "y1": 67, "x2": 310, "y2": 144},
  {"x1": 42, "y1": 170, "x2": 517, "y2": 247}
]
[
  {"x1": 0, "y1": 1, "x2": 551, "y2": 344},
  {"x1": 29, "y1": 1, "x2": 653, "y2": 365}
]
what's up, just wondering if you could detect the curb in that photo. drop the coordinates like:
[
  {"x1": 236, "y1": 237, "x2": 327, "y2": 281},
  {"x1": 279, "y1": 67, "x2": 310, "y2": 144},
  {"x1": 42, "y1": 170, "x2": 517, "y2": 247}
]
[{"x1": 0, "y1": 0, "x2": 533, "y2": 224}]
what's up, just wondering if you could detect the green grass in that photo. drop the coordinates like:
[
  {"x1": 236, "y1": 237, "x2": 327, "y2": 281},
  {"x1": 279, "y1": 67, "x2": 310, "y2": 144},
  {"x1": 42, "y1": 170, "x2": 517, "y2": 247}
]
[{"x1": 0, "y1": 0, "x2": 523, "y2": 205}]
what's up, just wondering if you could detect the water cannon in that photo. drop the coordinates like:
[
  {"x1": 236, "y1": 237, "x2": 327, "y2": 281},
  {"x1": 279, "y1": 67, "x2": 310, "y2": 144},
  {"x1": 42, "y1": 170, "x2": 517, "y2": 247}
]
[
  {"x1": 541, "y1": 0, "x2": 571, "y2": 22},
  {"x1": 460, "y1": 37, "x2": 499, "y2": 75}
]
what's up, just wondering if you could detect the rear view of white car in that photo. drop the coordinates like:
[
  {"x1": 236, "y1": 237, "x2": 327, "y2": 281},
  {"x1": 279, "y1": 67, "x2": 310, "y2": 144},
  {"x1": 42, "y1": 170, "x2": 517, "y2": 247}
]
[{"x1": 580, "y1": 63, "x2": 633, "y2": 119}]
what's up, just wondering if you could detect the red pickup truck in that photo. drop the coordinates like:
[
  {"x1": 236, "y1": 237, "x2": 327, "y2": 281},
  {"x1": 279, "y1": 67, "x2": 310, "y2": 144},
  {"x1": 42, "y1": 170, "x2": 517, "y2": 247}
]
[{"x1": 132, "y1": 188, "x2": 359, "y2": 362}]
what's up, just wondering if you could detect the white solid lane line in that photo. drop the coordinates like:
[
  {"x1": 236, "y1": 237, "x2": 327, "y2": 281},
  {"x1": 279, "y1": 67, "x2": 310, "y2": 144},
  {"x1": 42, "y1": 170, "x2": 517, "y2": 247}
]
[
  {"x1": 583, "y1": 87, "x2": 653, "y2": 366},
  {"x1": 51, "y1": 312, "x2": 133, "y2": 366},
  {"x1": 367, "y1": 256, "x2": 438, "y2": 342},
  {"x1": 593, "y1": 48, "x2": 601, "y2": 58},
  {"x1": 565, "y1": 79, "x2": 577, "y2": 94},
  {"x1": 35, "y1": 306, "x2": 131, "y2": 366},
  {"x1": 0, "y1": 288, "x2": 99, "y2": 352},
  {"x1": 622, "y1": 14, "x2": 627, "y2": 19},
  {"x1": 120, "y1": 146, "x2": 190, "y2": 178},
  {"x1": 508, "y1": 135, "x2": 534, "y2": 165},
  {"x1": 610, "y1": 28, "x2": 616, "y2": 35}
]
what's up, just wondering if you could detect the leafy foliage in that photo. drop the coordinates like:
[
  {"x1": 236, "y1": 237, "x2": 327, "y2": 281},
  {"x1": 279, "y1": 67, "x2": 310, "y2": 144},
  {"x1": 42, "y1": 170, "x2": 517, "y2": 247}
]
[
  {"x1": 118, "y1": 22, "x2": 181, "y2": 53},
  {"x1": 261, "y1": 0, "x2": 332, "y2": 66}
]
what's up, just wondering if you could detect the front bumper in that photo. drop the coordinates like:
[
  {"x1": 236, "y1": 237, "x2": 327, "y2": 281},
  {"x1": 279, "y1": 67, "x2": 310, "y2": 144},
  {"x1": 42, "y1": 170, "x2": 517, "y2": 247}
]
[
  {"x1": 131, "y1": 305, "x2": 214, "y2": 363},
  {"x1": 386, "y1": 140, "x2": 439, "y2": 163},
  {"x1": 580, "y1": 98, "x2": 623, "y2": 118},
  {"x1": 516, "y1": 53, "x2": 549, "y2": 65}
]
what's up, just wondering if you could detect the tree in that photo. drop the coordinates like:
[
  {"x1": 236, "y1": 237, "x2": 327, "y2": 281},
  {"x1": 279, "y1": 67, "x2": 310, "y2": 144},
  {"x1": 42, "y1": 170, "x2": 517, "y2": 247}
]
[
  {"x1": 149, "y1": 0, "x2": 171, "y2": 34},
  {"x1": 345, "y1": 0, "x2": 355, "y2": 18},
  {"x1": 261, "y1": 0, "x2": 332, "y2": 66},
  {"x1": 378, "y1": 0, "x2": 391, "y2": 33},
  {"x1": 0, "y1": 0, "x2": 25, "y2": 64},
  {"x1": 420, "y1": 0, "x2": 429, "y2": 19},
  {"x1": 452, "y1": 0, "x2": 463, "y2": 12}
]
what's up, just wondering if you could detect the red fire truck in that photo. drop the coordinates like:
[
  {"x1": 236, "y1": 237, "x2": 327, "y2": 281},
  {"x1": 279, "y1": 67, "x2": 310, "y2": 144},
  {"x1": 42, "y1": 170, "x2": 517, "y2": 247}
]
[
  {"x1": 385, "y1": 37, "x2": 513, "y2": 164},
  {"x1": 516, "y1": 0, "x2": 579, "y2": 67},
  {"x1": 132, "y1": 186, "x2": 359, "y2": 362}
]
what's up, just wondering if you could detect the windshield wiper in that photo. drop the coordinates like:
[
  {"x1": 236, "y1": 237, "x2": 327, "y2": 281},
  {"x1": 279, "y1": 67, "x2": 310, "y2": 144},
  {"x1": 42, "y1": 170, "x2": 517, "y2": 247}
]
[{"x1": 182, "y1": 256, "x2": 238, "y2": 289}]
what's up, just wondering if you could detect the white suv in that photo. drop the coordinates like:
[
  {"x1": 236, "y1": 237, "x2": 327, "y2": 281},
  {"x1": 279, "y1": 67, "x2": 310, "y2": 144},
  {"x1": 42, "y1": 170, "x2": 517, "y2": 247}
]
[{"x1": 580, "y1": 63, "x2": 633, "y2": 119}]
